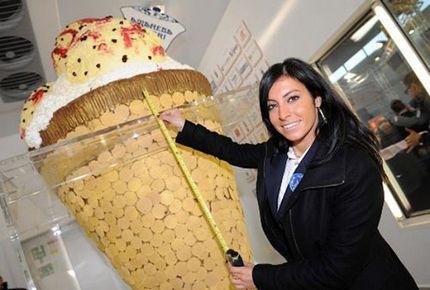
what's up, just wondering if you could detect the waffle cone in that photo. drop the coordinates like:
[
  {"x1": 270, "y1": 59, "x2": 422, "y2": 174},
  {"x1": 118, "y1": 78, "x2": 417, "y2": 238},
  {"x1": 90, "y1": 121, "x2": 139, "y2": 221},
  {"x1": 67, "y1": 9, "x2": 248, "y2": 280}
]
[{"x1": 36, "y1": 69, "x2": 254, "y2": 289}]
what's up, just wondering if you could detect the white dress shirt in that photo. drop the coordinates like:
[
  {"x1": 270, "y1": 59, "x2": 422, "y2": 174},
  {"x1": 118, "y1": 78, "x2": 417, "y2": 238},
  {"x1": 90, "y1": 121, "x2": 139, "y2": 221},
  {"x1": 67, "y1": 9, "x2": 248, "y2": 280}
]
[{"x1": 277, "y1": 145, "x2": 311, "y2": 209}]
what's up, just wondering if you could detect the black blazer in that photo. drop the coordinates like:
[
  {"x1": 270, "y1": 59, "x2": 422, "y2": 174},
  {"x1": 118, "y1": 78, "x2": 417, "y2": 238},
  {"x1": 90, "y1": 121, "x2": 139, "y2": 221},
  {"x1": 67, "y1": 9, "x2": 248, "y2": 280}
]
[{"x1": 177, "y1": 121, "x2": 417, "y2": 290}]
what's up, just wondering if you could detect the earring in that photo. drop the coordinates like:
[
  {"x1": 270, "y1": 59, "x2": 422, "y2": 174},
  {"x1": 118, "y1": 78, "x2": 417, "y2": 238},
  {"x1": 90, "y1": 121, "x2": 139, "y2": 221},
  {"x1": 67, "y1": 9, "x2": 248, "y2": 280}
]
[{"x1": 318, "y1": 107, "x2": 327, "y2": 123}]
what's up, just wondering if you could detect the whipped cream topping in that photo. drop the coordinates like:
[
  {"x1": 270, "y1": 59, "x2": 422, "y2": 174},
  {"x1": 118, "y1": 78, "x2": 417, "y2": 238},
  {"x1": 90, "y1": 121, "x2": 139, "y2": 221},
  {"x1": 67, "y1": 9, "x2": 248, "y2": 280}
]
[{"x1": 25, "y1": 57, "x2": 192, "y2": 148}]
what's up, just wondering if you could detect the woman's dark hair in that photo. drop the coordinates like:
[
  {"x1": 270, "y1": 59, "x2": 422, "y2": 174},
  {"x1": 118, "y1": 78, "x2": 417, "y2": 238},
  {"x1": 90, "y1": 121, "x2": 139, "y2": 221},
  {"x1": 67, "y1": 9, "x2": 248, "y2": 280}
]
[{"x1": 259, "y1": 58, "x2": 384, "y2": 177}]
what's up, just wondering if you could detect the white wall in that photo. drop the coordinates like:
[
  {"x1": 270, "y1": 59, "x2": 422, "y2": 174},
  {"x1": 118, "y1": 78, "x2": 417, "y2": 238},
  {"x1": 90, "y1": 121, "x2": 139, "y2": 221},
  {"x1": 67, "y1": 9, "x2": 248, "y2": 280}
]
[
  {"x1": 199, "y1": 0, "x2": 430, "y2": 286},
  {"x1": 379, "y1": 205, "x2": 430, "y2": 286},
  {"x1": 0, "y1": 134, "x2": 27, "y2": 161},
  {"x1": 199, "y1": 0, "x2": 369, "y2": 75},
  {"x1": 26, "y1": 0, "x2": 62, "y2": 82},
  {"x1": 0, "y1": 113, "x2": 25, "y2": 141}
]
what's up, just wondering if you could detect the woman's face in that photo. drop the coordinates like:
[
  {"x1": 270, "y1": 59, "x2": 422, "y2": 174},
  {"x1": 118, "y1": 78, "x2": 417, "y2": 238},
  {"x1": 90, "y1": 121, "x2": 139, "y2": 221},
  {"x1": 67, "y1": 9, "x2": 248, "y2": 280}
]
[{"x1": 267, "y1": 75, "x2": 321, "y2": 152}]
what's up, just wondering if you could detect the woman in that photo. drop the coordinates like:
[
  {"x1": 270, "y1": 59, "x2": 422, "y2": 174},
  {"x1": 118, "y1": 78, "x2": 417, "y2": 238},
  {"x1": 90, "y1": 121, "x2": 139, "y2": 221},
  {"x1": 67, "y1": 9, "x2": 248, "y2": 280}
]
[{"x1": 160, "y1": 58, "x2": 417, "y2": 289}]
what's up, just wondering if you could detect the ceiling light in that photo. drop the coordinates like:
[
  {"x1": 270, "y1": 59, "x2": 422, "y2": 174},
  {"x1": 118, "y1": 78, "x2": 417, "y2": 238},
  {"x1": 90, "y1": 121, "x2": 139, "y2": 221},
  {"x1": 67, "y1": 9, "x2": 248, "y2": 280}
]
[
  {"x1": 374, "y1": 41, "x2": 384, "y2": 49},
  {"x1": 350, "y1": 15, "x2": 378, "y2": 42},
  {"x1": 343, "y1": 72, "x2": 356, "y2": 80}
]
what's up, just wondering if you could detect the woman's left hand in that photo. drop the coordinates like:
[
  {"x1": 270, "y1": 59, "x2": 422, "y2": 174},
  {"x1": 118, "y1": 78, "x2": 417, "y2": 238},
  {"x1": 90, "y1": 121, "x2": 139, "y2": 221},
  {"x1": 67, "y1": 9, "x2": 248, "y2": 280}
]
[{"x1": 229, "y1": 262, "x2": 256, "y2": 289}]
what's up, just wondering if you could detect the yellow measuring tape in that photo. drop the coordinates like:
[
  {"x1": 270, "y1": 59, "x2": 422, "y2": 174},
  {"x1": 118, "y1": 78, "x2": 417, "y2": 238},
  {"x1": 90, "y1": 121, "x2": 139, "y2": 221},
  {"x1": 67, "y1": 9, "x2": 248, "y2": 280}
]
[{"x1": 142, "y1": 89, "x2": 231, "y2": 254}]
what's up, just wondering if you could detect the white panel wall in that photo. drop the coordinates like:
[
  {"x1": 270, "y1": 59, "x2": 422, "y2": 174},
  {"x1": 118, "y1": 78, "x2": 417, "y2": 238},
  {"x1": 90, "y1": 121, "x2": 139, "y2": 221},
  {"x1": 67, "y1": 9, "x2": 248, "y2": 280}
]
[
  {"x1": 0, "y1": 112, "x2": 25, "y2": 143},
  {"x1": 0, "y1": 134, "x2": 27, "y2": 161},
  {"x1": 198, "y1": 0, "x2": 430, "y2": 286},
  {"x1": 199, "y1": 0, "x2": 369, "y2": 75},
  {"x1": 26, "y1": 0, "x2": 62, "y2": 82},
  {"x1": 379, "y1": 205, "x2": 430, "y2": 286}
]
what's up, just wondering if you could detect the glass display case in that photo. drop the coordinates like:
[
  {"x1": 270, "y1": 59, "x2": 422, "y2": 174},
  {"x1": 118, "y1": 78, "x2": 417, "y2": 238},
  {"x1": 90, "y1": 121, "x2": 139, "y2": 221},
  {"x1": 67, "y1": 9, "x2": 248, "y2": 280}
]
[{"x1": 0, "y1": 84, "x2": 275, "y2": 290}]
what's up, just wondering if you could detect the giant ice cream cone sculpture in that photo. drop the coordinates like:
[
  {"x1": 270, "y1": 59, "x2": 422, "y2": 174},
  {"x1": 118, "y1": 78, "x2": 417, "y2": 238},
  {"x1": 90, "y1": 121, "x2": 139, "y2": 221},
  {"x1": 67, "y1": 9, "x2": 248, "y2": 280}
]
[{"x1": 19, "y1": 17, "x2": 253, "y2": 289}]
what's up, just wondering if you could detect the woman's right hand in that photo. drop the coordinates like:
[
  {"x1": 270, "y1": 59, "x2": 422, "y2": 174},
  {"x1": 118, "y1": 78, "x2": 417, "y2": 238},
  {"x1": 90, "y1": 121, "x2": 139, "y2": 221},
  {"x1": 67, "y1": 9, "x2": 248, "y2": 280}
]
[{"x1": 159, "y1": 109, "x2": 186, "y2": 131}]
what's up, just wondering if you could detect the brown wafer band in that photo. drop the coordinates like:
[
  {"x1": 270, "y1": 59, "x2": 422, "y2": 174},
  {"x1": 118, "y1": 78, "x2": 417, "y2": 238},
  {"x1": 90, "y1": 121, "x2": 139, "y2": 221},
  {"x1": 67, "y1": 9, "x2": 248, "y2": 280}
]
[{"x1": 40, "y1": 69, "x2": 211, "y2": 147}]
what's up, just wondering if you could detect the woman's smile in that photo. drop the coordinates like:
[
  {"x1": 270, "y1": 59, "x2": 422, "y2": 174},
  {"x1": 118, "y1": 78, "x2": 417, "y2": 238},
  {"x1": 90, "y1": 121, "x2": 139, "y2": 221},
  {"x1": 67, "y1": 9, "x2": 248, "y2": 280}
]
[{"x1": 281, "y1": 120, "x2": 301, "y2": 130}]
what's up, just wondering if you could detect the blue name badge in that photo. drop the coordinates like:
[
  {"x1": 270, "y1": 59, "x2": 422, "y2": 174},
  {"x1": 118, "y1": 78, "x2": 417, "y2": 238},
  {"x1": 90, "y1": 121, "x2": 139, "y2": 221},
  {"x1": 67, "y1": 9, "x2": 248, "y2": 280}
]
[{"x1": 289, "y1": 173, "x2": 304, "y2": 192}]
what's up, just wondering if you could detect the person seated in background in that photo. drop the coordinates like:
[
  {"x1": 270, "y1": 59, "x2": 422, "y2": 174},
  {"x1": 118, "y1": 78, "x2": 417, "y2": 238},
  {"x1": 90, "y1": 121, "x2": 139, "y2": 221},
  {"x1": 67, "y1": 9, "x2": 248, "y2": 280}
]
[
  {"x1": 377, "y1": 117, "x2": 405, "y2": 149},
  {"x1": 389, "y1": 99, "x2": 429, "y2": 158},
  {"x1": 377, "y1": 118, "x2": 426, "y2": 196},
  {"x1": 390, "y1": 99, "x2": 428, "y2": 133},
  {"x1": 389, "y1": 99, "x2": 430, "y2": 171}
]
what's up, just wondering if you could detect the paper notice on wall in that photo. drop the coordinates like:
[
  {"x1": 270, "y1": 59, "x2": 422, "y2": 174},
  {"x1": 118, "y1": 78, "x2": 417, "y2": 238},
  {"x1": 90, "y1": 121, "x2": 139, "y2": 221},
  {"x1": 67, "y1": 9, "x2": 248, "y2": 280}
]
[
  {"x1": 209, "y1": 20, "x2": 269, "y2": 96},
  {"x1": 121, "y1": 6, "x2": 185, "y2": 50},
  {"x1": 207, "y1": 20, "x2": 270, "y2": 185}
]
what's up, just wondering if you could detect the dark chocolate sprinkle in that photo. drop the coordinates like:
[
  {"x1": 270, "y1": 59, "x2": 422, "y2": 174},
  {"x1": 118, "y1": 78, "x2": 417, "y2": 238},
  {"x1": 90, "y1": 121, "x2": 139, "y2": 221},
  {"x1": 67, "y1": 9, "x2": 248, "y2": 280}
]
[
  {"x1": 23, "y1": 108, "x2": 27, "y2": 111},
  {"x1": 60, "y1": 38, "x2": 64, "y2": 41},
  {"x1": 122, "y1": 55, "x2": 128, "y2": 62},
  {"x1": 72, "y1": 72, "x2": 77, "y2": 76},
  {"x1": 111, "y1": 39, "x2": 117, "y2": 43},
  {"x1": 120, "y1": 21, "x2": 124, "y2": 24},
  {"x1": 148, "y1": 56, "x2": 152, "y2": 60},
  {"x1": 22, "y1": 119, "x2": 25, "y2": 123},
  {"x1": 112, "y1": 28, "x2": 117, "y2": 31},
  {"x1": 80, "y1": 36, "x2": 88, "y2": 41},
  {"x1": 93, "y1": 45, "x2": 96, "y2": 49},
  {"x1": 96, "y1": 64, "x2": 101, "y2": 68},
  {"x1": 84, "y1": 71, "x2": 88, "y2": 76},
  {"x1": 77, "y1": 58, "x2": 81, "y2": 63},
  {"x1": 31, "y1": 111, "x2": 33, "y2": 115}
]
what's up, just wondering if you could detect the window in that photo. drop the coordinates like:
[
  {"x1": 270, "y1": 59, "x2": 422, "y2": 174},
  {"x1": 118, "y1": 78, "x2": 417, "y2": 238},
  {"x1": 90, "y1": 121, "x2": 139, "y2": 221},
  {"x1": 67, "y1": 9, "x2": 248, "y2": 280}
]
[
  {"x1": 317, "y1": 5, "x2": 430, "y2": 219},
  {"x1": 382, "y1": 0, "x2": 430, "y2": 69}
]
